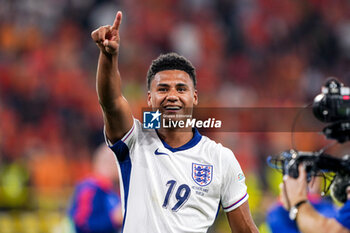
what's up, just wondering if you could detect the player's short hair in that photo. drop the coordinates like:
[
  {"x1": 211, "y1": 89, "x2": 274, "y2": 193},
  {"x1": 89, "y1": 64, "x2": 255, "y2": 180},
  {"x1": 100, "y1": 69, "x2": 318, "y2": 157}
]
[{"x1": 146, "y1": 53, "x2": 196, "y2": 90}]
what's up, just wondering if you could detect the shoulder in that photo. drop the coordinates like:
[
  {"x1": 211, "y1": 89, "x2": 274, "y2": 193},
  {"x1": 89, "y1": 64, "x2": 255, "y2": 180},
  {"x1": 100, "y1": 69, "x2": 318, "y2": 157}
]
[
  {"x1": 134, "y1": 118, "x2": 142, "y2": 128},
  {"x1": 72, "y1": 179, "x2": 100, "y2": 202},
  {"x1": 266, "y1": 203, "x2": 288, "y2": 222},
  {"x1": 312, "y1": 198, "x2": 338, "y2": 218},
  {"x1": 199, "y1": 135, "x2": 238, "y2": 166},
  {"x1": 267, "y1": 203, "x2": 286, "y2": 215},
  {"x1": 335, "y1": 200, "x2": 350, "y2": 230},
  {"x1": 76, "y1": 178, "x2": 103, "y2": 192},
  {"x1": 202, "y1": 135, "x2": 236, "y2": 157},
  {"x1": 107, "y1": 118, "x2": 145, "y2": 148},
  {"x1": 340, "y1": 199, "x2": 350, "y2": 211},
  {"x1": 131, "y1": 118, "x2": 154, "y2": 140},
  {"x1": 200, "y1": 135, "x2": 229, "y2": 152}
]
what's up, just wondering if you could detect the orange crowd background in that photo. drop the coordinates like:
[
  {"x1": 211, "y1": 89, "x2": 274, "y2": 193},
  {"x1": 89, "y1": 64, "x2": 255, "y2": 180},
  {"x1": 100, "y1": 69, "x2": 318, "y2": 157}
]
[{"x1": 1, "y1": 0, "x2": 350, "y2": 232}]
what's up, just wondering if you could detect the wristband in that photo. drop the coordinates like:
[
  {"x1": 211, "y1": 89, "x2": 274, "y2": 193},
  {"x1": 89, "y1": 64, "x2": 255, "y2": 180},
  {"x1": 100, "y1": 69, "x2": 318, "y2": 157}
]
[{"x1": 289, "y1": 199, "x2": 308, "y2": 221}]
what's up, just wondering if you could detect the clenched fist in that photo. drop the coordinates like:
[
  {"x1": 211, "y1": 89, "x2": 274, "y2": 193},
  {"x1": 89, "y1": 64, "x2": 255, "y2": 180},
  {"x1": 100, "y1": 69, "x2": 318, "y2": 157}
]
[{"x1": 91, "y1": 11, "x2": 122, "y2": 55}]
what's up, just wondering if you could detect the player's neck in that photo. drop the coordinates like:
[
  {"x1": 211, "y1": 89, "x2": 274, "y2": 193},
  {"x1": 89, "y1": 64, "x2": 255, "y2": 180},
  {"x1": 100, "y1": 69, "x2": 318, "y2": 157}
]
[{"x1": 157, "y1": 128, "x2": 194, "y2": 148}]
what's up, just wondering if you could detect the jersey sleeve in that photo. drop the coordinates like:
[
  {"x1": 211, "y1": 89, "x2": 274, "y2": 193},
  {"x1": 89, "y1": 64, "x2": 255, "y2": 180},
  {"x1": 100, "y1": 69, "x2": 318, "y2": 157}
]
[
  {"x1": 104, "y1": 118, "x2": 141, "y2": 162},
  {"x1": 220, "y1": 147, "x2": 248, "y2": 212}
]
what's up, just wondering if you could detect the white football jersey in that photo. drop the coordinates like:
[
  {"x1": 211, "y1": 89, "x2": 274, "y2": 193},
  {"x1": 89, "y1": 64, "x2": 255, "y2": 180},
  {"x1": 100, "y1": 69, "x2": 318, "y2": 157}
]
[{"x1": 106, "y1": 119, "x2": 248, "y2": 233}]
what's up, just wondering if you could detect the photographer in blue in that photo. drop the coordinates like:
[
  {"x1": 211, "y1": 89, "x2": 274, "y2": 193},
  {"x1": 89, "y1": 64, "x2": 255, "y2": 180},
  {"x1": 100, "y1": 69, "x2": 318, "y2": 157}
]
[
  {"x1": 69, "y1": 144, "x2": 123, "y2": 233},
  {"x1": 281, "y1": 164, "x2": 350, "y2": 233}
]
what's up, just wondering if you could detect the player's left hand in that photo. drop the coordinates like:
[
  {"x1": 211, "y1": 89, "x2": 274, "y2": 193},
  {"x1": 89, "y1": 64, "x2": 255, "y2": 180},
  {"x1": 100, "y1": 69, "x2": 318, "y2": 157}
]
[{"x1": 280, "y1": 164, "x2": 308, "y2": 210}]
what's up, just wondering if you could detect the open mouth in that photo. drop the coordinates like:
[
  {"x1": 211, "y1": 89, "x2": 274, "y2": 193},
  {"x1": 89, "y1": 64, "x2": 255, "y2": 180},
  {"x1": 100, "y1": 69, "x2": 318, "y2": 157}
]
[{"x1": 163, "y1": 106, "x2": 182, "y2": 111}]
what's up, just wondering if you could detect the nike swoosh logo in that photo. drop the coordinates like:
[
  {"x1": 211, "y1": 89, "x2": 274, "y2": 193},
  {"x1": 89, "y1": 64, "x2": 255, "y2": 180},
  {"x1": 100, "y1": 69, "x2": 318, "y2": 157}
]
[{"x1": 154, "y1": 148, "x2": 169, "y2": 156}]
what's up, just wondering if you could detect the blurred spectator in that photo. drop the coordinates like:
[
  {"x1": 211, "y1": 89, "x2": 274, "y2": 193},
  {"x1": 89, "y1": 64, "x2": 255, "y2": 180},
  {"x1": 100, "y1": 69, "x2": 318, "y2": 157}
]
[
  {"x1": 0, "y1": 159, "x2": 29, "y2": 209},
  {"x1": 69, "y1": 144, "x2": 122, "y2": 233}
]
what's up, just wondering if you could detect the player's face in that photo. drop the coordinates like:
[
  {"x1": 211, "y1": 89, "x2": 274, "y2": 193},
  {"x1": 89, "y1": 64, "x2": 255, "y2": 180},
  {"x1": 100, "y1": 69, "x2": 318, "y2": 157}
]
[{"x1": 147, "y1": 70, "x2": 198, "y2": 116}]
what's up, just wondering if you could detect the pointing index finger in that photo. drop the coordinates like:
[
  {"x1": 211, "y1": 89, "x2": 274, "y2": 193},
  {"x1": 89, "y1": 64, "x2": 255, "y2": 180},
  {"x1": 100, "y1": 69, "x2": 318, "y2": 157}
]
[{"x1": 112, "y1": 11, "x2": 122, "y2": 30}]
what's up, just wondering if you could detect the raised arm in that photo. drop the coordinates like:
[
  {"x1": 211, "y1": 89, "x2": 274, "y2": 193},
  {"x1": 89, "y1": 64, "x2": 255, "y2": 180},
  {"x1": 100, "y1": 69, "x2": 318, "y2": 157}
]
[
  {"x1": 226, "y1": 201, "x2": 259, "y2": 233},
  {"x1": 91, "y1": 11, "x2": 133, "y2": 143}
]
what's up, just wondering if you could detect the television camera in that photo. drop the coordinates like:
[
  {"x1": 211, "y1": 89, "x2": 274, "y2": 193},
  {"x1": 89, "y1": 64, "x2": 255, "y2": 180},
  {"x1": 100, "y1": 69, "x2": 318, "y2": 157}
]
[{"x1": 268, "y1": 78, "x2": 350, "y2": 203}]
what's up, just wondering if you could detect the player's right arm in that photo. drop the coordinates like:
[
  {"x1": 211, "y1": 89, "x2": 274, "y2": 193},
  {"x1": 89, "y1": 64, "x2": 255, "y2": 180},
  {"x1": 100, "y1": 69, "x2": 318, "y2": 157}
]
[{"x1": 91, "y1": 11, "x2": 133, "y2": 143}]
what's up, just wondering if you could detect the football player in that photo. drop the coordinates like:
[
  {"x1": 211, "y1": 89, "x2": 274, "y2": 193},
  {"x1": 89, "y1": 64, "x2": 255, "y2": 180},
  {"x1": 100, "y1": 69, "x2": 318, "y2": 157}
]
[{"x1": 91, "y1": 11, "x2": 258, "y2": 233}]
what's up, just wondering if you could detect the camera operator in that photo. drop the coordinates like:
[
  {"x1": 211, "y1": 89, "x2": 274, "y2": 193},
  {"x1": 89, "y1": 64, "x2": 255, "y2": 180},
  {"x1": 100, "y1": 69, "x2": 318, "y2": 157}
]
[{"x1": 280, "y1": 164, "x2": 350, "y2": 233}]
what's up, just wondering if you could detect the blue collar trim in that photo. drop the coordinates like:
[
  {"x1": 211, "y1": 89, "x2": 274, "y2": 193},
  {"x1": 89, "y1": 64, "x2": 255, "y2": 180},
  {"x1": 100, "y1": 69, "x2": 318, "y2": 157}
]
[{"x1": 156, "y1": 128, "x2": 202, "y2": 153}]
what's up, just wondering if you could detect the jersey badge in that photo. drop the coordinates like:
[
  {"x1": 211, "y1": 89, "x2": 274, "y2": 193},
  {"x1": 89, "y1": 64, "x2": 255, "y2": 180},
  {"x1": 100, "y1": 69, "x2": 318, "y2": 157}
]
[
  {"x1": 192, "y1": 163, "x2": 213, "y2": 186},
  {"x1": 238, "y1": 173, "x2": 245, "y2": 181}
]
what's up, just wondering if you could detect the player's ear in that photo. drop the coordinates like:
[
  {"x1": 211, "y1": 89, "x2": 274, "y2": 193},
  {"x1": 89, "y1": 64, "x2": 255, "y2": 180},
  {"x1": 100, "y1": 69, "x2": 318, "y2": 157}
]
[
  {"x1": 147, "y1": 91, "x2": 152, "y2": 107},
  {"x1": 193, "y1": 90, "x2": 198, "y2": 106}
]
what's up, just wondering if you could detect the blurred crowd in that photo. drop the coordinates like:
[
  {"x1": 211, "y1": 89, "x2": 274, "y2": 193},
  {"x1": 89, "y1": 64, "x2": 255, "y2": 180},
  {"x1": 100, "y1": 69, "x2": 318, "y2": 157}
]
[{"x1": 1, "y1": 0, "x2": 350, "y2": 232}]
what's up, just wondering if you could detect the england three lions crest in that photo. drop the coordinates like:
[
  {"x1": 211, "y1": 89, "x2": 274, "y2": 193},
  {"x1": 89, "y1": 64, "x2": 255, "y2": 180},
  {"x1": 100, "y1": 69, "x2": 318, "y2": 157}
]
[{"x1": 192, "y1": 163, "x2": 213, "y2": 186}]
